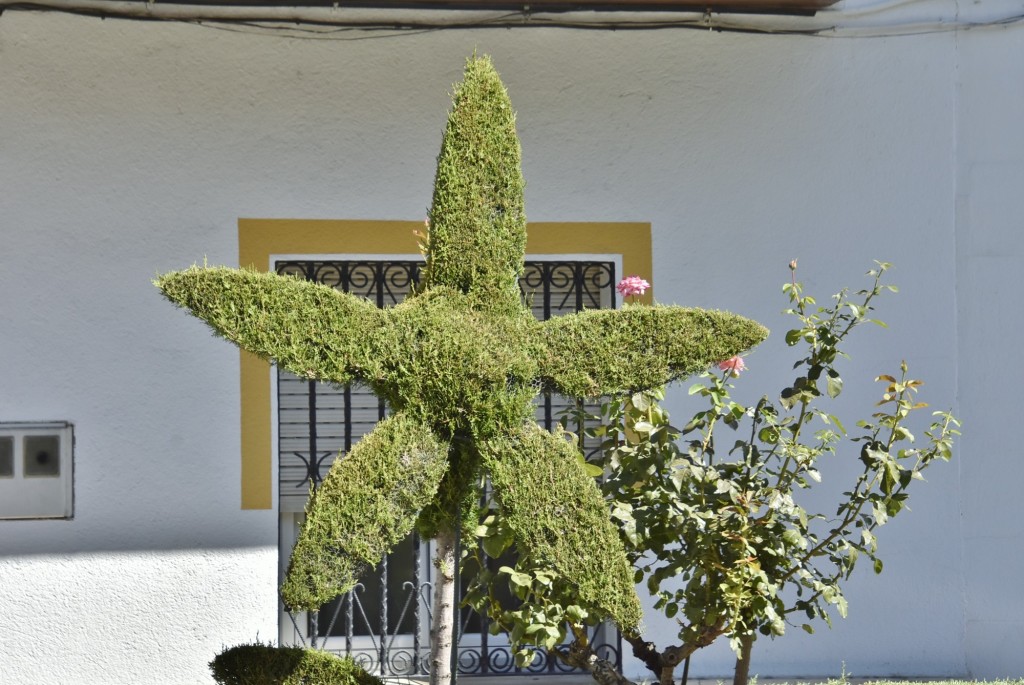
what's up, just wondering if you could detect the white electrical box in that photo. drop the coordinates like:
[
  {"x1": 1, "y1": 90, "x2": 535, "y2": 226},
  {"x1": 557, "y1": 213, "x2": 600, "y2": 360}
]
[{"x1": 0, "y1": 422, "x2": 74, "y2": 519}]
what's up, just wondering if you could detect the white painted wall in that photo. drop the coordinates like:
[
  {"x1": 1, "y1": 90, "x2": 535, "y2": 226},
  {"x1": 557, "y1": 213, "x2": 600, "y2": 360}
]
[
  {"x1": 0, "y1": 9, "x2": 1017, "y2": 683},
  {"x1": 955, "y1": 23, "x2": 1024, "y2": 681}
]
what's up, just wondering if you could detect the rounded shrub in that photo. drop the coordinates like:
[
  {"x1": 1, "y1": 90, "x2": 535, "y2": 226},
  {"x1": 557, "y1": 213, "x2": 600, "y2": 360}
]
[{"x1": 210, "y1": 643, "x2": 384, "y2": 685}]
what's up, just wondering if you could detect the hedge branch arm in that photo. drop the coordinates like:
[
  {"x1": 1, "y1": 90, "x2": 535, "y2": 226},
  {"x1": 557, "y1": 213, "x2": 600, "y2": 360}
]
[
  {"x1": 481, "y1": 424, "x2": 642, "y2": 630},
  {"x1": 538, "y1": 307, "x2": 768, "y2": 398},
  {"x1": 156, "y1": 266, "x2": 388, "y2": 385},
  {"x1": 281, "y1": 412, "x2": 449, "y2": 610}
]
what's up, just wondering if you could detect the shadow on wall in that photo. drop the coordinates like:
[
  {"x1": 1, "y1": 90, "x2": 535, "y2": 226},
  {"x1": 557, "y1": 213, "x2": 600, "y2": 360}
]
[{"x1": 0, "y1": 505, "x2": 278, "y2": 557}]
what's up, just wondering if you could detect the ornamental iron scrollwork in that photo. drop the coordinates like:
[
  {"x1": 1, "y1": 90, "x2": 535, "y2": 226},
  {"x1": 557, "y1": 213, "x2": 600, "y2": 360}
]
[{"x1": 279, "y1": 259, "x2": 621, "y2": 678}]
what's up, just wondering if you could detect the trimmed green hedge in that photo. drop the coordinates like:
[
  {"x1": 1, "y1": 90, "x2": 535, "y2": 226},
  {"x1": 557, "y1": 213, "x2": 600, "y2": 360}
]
[
  {"x1": 159, "y1": 54, "x2": 769, "y2": 635},
  {"x1": 281, "y1": 412, "x2": 448, "y2": 610},
  {"x1": 423, "y1": 53, "x2": 526, "y2": 318},
  {"x1": 210, "y1": 644, "x2": 383, "y2": 685},
  {"x1": 540, "y1": 305, "x2": 769, "y2": 397},
  {"x1": 482, "y1": 423, "x2": 643, "y2": 628}
]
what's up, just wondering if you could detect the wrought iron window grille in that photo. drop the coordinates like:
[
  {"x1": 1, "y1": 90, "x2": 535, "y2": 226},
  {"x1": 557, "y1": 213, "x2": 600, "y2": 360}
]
[{"x1": 277, "y1": 258, "x2": 620, "y2": 678}]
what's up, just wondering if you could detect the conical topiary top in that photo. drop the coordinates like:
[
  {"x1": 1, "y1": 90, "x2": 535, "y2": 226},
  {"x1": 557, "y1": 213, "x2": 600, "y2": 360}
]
[{"x1": 422, "y1": 56, "x2": 526, "y2": 317}]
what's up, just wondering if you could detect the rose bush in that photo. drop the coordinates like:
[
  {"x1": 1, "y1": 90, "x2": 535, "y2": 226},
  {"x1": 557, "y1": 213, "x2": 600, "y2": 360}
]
[{"x1": 467, "y1": 262, "x2": 959, "y2": 685}]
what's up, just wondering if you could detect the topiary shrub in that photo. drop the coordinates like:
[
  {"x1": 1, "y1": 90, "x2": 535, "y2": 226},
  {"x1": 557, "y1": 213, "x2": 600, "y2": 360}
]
[
  {"x1": 210, "y1": 643, "x2": 383, "y2": 685},
  {"x1": 159, "y1": 54, "x2": 769, "y2": 684}
]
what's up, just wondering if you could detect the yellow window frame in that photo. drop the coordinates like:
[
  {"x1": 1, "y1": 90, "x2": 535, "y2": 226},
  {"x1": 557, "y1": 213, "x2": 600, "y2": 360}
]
[{"x1": 237, "y1": 219, "x2": 652, "y2": 509}]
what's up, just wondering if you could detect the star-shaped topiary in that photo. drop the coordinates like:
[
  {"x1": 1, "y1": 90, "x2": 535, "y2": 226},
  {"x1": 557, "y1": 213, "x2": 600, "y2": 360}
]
[{"x1": 156, "y1": 55, "x2": 767, "y2": 632}]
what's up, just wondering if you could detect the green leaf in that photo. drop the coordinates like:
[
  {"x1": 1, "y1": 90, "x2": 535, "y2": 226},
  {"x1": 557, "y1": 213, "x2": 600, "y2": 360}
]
[
  {"x1": 826, "y1": 370, "x2": 843, "y2": 399},
  {"x1": 783, "y1": 528, "x2": 807, "y2": 550},
  {"x1": 885, "y1": 496, "x2": 906, "y2": 517},
  {"x1": 872, "y1": 502, "x2": 889, "y2": 526},
  {"x1": 802, "y1": 624, "x2": 814, "y2": 634},
  {"x1": 482, "y1": 525, "x2": 514, "y2": 558},
  {"x1": 565, "y1": 605, "x2": 588, "y2": 623},
  {"x1": 837, "y1": 595, "x2": 848, "y2": 618},
  {"x1": 873, "y1": 558, "x2": 884, "y2": 574},
  {"x1": 499, "y1": 566, "x2": 533, "y2": 588},
  {"x1": 534, "y1": 569, "x2": 555, "y2": 587}
]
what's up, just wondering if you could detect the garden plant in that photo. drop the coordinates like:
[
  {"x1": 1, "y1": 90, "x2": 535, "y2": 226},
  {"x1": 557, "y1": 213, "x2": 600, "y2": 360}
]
[
  {"x1": 466, "y1": 262, "x2": 959, "y2": 685},
  {"x1": 156, "y1": 55, "x2": 767, "y2": 685},
  {"x1": 210, "y1": 642, "x2": 384, "y2": 685}
]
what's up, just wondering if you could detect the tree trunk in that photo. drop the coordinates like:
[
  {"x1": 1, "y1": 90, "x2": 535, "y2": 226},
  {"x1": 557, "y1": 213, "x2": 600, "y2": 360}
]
[
  {"x1": 564, "y1": 627, "x2": 638, "y2": 685},
  {"x1": 430, "y1": 528, "x2": 457, "y2": 685},
  {"x1": 658, "y1": 645, "x2": 686, "y2": 685},
  {"x1": 732, "y1": 634, "x2": 754, "y2": 685}
]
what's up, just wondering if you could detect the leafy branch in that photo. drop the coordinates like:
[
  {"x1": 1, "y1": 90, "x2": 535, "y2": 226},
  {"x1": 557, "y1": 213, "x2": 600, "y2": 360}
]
[{"x1": 464, "y1": 263, "x2": 959, "y2": 685}]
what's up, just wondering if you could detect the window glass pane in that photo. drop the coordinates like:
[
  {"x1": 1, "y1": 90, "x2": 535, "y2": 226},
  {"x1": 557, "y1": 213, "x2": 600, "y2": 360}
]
[
  {"x1": 24, "y1": 435, "x2": 60, "y2": 477},
  {"x1": 0, "y1": 437, "x2": 12, "y2": 477}
]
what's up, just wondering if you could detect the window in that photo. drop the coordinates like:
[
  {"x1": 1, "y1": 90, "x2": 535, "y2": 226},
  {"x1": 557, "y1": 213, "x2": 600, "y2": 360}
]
[
  {"x1": 274, "y1": 258, "x2": 617, "y2": 512},
  {"x1": 0, "y1": 422, "x2": 74, "y2": 519},
  {"x1": 237, "y1": 219, "x2": 653, "y2": 510},
  {"x1": 235, "y1": 219, "x2": 652, "y2": 676},
  {"x1": 275, "y1": 256, "x2": 619, "y2": 676}
]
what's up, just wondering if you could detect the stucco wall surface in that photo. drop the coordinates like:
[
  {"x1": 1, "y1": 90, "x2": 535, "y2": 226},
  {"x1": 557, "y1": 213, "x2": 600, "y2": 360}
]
[
  {"x1": 955, "y1": 23, "x2": 1024, "y2": 681},
  {"x1": 0, "y1": 9, "x2": 1011, "y2": 684},
  {"x1": 0, "y1": 550, "x2": 277, "y2": 685}
]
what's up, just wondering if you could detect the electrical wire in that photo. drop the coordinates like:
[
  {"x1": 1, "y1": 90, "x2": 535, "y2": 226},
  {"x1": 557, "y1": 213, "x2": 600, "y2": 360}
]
[{"x1": 1, "y1": 0, "x2": 1023, "y2": 38}]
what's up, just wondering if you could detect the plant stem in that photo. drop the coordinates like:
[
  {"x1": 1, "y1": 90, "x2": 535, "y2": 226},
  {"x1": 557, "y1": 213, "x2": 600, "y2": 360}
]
[
  {"x1": 562, "y1": 624, "x2": 638, "y2": 685},
  {"x1": 732, "y1": 634, "x2": 754, "y2": 685},
  {"x1": 430, "y1": 528, "x2": 457, "y2": 685},
  {"x1": 780, "y1": 462, "x2": 879, "y2": 584}
]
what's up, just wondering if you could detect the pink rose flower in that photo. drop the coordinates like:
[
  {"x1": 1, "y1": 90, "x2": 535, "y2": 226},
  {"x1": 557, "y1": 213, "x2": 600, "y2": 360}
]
[
  {"x1": 718, "y1": 355, "x2": 747, "y2": 376},
  {"x1": 616, "y1": 276, "x2": 651, "y2": 298}
]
